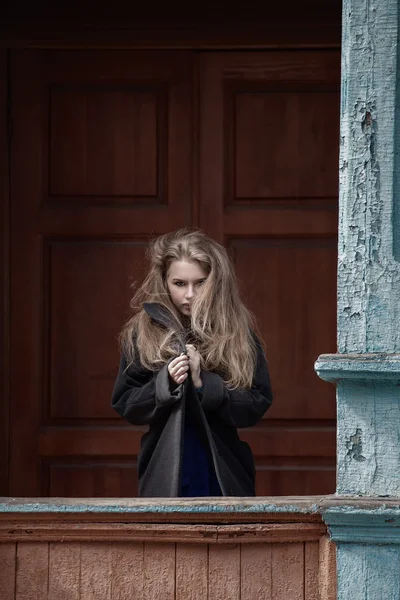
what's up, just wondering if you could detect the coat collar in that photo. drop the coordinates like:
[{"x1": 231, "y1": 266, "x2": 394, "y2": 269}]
[{"x1": 143, "y1": 302, "x2": 186, "y2": 351}]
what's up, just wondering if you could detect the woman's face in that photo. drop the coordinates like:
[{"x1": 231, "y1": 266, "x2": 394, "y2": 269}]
[{"x1": 166, "y1": 259, "x2": 208, "y2": 316}]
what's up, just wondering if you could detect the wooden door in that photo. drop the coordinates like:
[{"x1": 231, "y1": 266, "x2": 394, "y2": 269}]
[
  {"x1": 8, "y1": 48, "x2": 339, "y2": 497},
  {"x1": 199, "y1": 51, "x2": 339, "y2": 495},
  {"x1": 9, "y1": 49, "x2": 194, "y2": 496}
]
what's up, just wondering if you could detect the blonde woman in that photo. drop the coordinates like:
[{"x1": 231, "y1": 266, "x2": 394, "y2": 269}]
[{"x1": 111, "y1": 229, "x2": 272, "y2": 497}]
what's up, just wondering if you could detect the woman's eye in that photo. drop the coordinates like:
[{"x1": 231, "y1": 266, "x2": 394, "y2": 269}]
[
  {"x1": 175, "y1": 281, "x2": 185, "y2": 287},
  {"x1": 197, "y1": 280, "x2": 206, "y2": 286}
]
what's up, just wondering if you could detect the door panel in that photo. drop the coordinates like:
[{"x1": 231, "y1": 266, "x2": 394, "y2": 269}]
[
  {"x1": 199, "y1": 51, "x2": 339, "y2": 495},
  {"x1": 9, "y1": 48, "x2": 339, "y2": 496},
  {"x1": 10, "y1": 49, "x2": 193, "y2": 496}
]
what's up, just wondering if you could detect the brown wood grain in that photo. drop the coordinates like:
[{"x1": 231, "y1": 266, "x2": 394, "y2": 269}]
[
  {"x1": 176, "y1": 543, "x2": 208, "y2": 600},
  {"x1": 0, "y1": 543, "x2": 16, "y2": 600},
  {"x1": 271, "y1": 543, "x2": 304, "y2": 600},
  {"x1": 0, "y1": 45, "x2": 9, "y2": 497},
  {"x1": 0, "y1": 3, "x2": 342, "y2": 49},
  {"x1": 143, "y1": 542, "x2": 175, "y2": 600},
  {"x1": 49, "y1": 542, "x2": 80, "y2": 600},
  {"x1": 8, "y1": 48, "x2": 193, "y2": 496},
  {"x1": 0, "y1": 521, "x2": 326, "y2": 543},
  {"x1": 80, "y1": 543, "x2": 113, "y2": 599},
  {"x1": 241, "y1": 543, "x2": 272, "y2": 599},
  {"x1": 209, "y1": 544, "x2": 241, "y2": 600},
  {"x1": 233, "y1": 238, "x2": 337, "y2": 421},
  {"x1": 111, "y1": 543, "x2": 144, "y2": 600},
  {"x1": 8, "y1": 45, "x2": 339, "y2": 498},
  {"x1": 39, "y1": 425, "x2": 335, "y2": 457},
  {"x1": 199, "y1": 50, "x2": 339, "y2": 497},
  {"x1": 48, "y1": 241, "x2": 148, "y2": 421},
  {"x1": 16, "y1": 542, "x2": 49, "y2": 600},
  {"x1": 9, "y1": 50, "x2": 44, "y2": 496}
]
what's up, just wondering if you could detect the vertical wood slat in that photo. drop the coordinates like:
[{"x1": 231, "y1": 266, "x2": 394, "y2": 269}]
[
  {"x1": 49, "y1": 543, "x2": 80, "y2": 600},
  {"x1": 16, "y1": 542, "x2": 49, "y2": 599},
  {"x1": 305, "y1": 541, "x2": 320, "y2": 600},
  {"x1": 319, "y1": 534, "x2": 337, "y2": 600},
  {"x1": 143, "y1": 542, "x2": 175, "y2": 600},
  {"x1": 0, "y1": 543, "x2": 16, "y2": 600},
  {"x1": 272, "y1": 543, "x2": 304, "y2": 600},
  {"x1": 209, "y1": 544, "x2": 241, "y2": 600},
  {"x1": 241, "y1": 543, "x2": 272, "y2": 599},
  {"x1": 176, "y1": 543, "x2": 208, "y2": 600},
  {"x1": 111, "y1": 543, "x2": 144, "y2": 600},
  {"x1": 80, "y1": 543, "x2": 112, "y2": 600}
]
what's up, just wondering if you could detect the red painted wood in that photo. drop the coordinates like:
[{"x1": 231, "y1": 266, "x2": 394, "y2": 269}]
[
  {"x1": 176, "y1": 543, "x2": 208, "y2": 600},
  {"x1": 16, "y1": 543, "x2": 49, "y2": 599},
  {"x1": 143, "y1": 543, "x2": 175, "y2": 600},
  {"x1": 111, "y1": 543, "x2": 144, "y2": 600},
  {"x1": 305, "y1": 541, "x2": 320, "y2": 600},
  {"x1": 271, "y1": 543, "x2": 304, "y2": 599},
  {"x1": 80, "y1": 543, "x2": 113, "y2": 599},
  {"x1": 241, "y1": 543, "x2": 272, "y2": 598},
  {"x1": 49, "y1": 543, "x2": 80, "y2": 600},
  {"x1": 319, "y1": 535, "x2": 337, "y2": 600},
  {"x1": 0, "y1": 543, "x2": 16, "y2": 600},
  {"x1": 0, "y1": 510, "x2": 336, "y2": 600},
  {"x1": 209, "y1": 544, "x2": 241, "y2": 600}
]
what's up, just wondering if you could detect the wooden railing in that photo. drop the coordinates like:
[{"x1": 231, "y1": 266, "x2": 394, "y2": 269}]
[{"x1": 0, "y1": 497, "x2": 336, "y2": 599}]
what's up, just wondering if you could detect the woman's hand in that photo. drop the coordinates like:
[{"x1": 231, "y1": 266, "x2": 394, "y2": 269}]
[
  {"x1": 186, "y1": 344, "x2": 202, "y2": 389},
  {"x1": 168, "y1": 353, "x2": 189, "y2": 386}
]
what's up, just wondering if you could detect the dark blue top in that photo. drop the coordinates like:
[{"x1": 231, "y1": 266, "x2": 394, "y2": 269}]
[{"x1": 181, "y1": 395, "x2": 222, "y2": 497}]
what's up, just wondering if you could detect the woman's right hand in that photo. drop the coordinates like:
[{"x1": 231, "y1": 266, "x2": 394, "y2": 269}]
[{"x1": 168, "y1": 353, "x2": 189, "y2": 386}]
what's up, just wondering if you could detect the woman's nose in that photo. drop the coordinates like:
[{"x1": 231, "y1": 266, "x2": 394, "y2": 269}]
[{"x1": 186, "y1": 285, "x2": 195, "y2": 299}]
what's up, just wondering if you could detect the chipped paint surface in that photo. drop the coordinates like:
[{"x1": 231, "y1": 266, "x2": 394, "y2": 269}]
[
  {"x1": 0, "y1": 497, "x2": 321, "y2": 514},
  {"x1": 315, "y1": 0, "x2": 400, "y2": 495},
  {"x1": 323, "y1": 504, "x2": 400, "y2": 598},
  {"x1": 316, "y1": 354, "x2": 400, "y2": 494},
  {"x1": 338, "y1": 0, "x2": 400, "y2": 354},
  {"x1": 337, "y1": 544, "x2": 400, "y2": 599},
  {"x1": 336, "y1": 380, "x2": 400, "y2": 496},
  {"x1": 323, "y1": 505, "x2": 400, "y2": 543},
  {"x1": 317, "y1": 0, "x2": 400, "y2": 597}
]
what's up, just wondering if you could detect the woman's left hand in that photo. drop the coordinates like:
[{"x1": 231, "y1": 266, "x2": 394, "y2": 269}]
[{"x1": 185, "y1": 344, "x2": 202, "y2": 389}]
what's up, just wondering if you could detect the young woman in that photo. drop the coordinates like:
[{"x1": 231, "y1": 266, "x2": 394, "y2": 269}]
[{"x1": 111, "y1": 229, "x2": 272, "y2": 497}]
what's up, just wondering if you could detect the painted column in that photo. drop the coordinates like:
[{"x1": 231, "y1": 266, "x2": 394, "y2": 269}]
[
  {"x1": 315, "y1": 0, "x2": 400, "y2": 499},
  {"x1": 315, "y1": 0, "x2": 400, "y2": 596}
]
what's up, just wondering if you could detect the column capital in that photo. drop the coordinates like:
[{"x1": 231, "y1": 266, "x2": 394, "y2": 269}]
[
  {"x1": 315, "y1": 353, "x2": 400, "y2": 383},
  {"x1": 321, "y1": 498, "x2": 400, "y2": 544}
]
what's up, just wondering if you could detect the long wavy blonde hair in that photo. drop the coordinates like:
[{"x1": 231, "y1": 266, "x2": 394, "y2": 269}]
[{"x1": 120, "y1": 229, "x2": 258, "y2": 389}]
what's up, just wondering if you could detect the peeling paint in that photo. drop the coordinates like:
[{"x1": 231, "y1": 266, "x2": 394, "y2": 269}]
[
  {"x1": 346, "y1": 429, "x2": 367, "y2": 462},
  {"x1": 338, "y1": 0, "x2": 400, "y2": 354},
  {"x1": 0, "y1": 499, "x2": 321, "y2": 515}
]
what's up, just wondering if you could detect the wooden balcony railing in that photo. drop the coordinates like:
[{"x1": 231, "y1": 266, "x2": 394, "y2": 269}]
[{"x1": 0, "y1": 497, "x2": 336, "y2": 600}]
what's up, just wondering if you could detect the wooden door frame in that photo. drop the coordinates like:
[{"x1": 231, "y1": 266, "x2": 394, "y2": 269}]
[
  {"x1": 0, "y1": 19, "x2": 341, "y2": 495},
  {"x1": 0, "y1": 45, "x2": 10, "y2": 495}
]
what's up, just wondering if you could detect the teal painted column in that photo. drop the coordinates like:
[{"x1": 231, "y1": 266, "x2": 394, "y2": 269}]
[
  {"x1": 315, "y1": 0, "x2": 400, "y2": 498},
  {"x1": 315, "y1": 0, "x2": 400, "y2": 596},
  {"x1": 321, "y1": 502, "x2": 400, "y2": 600}
]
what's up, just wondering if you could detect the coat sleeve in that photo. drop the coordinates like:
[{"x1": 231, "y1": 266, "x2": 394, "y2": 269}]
[
  {"x1": 199, "y1": 336, "x2": 272, "y2": 428},
  {"x1": 111, "y1": 353, "x2": 184, "y2": 426}
]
